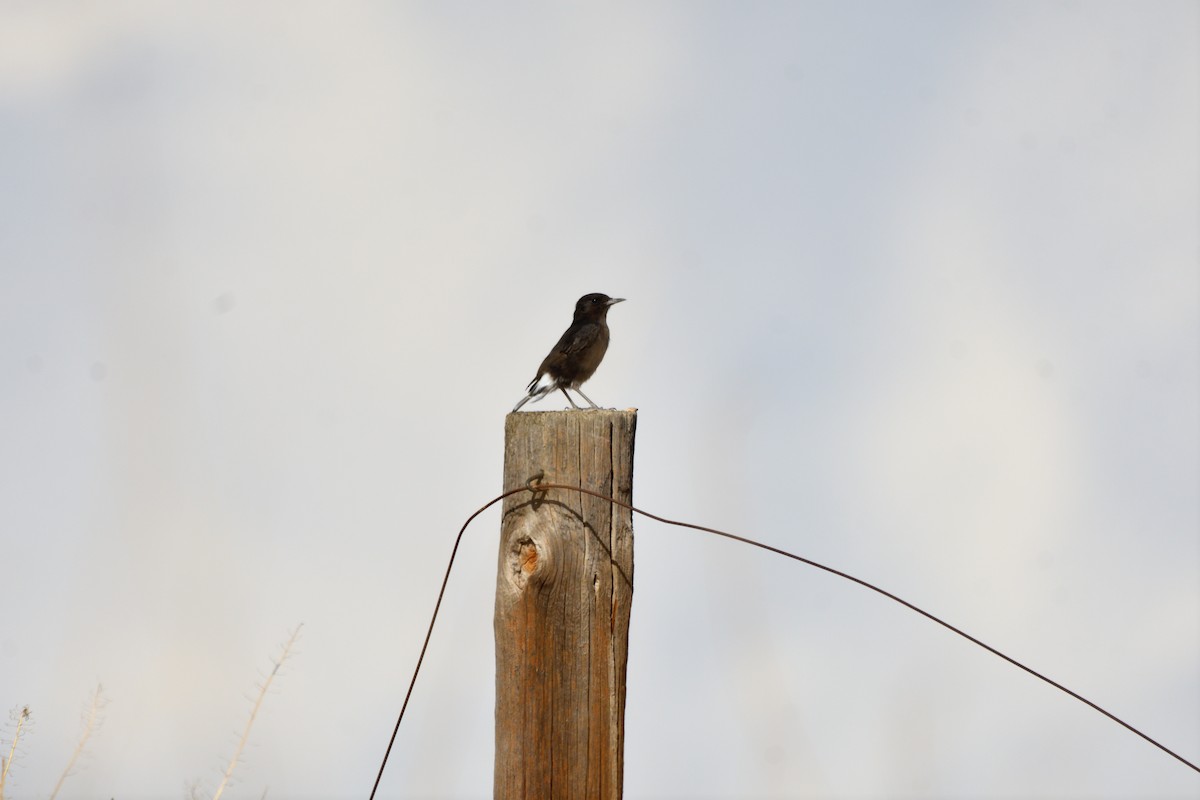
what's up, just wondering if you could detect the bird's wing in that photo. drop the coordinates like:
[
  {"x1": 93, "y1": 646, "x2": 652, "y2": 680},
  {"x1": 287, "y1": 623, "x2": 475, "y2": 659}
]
[
  {"x1": 549, "y1": 322, "x2": 602, "y2": 358},
  {"x1": 528, "y1": 322, "x2": 603, "y2": 391}
]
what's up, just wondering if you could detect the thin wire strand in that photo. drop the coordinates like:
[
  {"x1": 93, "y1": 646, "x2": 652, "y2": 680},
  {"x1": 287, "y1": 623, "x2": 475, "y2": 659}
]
[
  {"x1": 370, "y1": 482, "x2": 1199, "y2": 797},
  {"x1": 368, "y1": 486, "x2": 526, "y2": 800}
]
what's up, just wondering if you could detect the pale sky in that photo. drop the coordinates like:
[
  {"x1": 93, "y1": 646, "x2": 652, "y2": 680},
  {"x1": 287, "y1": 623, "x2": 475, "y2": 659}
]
[{"x1": 1, "y1": 2, "x2": 1197, "y2": 799}]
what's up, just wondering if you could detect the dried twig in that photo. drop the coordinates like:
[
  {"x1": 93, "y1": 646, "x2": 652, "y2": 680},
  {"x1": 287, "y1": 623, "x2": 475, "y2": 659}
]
[
  {"x1": 0, "y1": 706, "x2": 32, "y2": 800},
  {"x1": 210, "y1": 625, "x2": 302, "y2": 800},
  {"x1": 49, "y1": 684, "x2": 106, "y2": 800}
]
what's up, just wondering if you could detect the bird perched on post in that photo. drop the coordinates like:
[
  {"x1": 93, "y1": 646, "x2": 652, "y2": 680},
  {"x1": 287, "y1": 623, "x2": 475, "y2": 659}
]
[{"x1": 512, "y1": 293, "x2": 625, "y2": 412}]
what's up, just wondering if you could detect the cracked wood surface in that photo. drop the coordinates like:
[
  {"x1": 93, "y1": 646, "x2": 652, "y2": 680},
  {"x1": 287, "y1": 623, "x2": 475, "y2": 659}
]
[{"x1": 496, "y1": 409, "x2": 636, "y2": 800}]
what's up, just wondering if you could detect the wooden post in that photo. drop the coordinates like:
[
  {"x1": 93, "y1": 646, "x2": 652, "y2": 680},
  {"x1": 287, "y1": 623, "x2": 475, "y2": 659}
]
[{"x1": 495, "y1": 409, "x2": 637, "y2": 800}]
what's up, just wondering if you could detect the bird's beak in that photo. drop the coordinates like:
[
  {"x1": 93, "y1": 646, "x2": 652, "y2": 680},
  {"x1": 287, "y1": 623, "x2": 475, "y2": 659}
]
[{"x1": 607, "y1": 297, "x2": 626, "y2": 305}]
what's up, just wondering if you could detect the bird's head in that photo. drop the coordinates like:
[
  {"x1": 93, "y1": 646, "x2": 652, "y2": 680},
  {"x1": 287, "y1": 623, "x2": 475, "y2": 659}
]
[{"x1": 574, "y1": 293, "x2": 625, "y2": 321}]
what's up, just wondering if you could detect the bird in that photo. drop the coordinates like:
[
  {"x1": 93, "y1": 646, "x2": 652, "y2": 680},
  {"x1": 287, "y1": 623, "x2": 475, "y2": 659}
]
[{"x1": 512, "y1": 293, "x2": 625, "y2": 412}]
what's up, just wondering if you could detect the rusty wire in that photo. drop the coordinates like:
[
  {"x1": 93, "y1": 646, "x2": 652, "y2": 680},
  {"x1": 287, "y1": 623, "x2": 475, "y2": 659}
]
[{"x1": 369, "y1": 481, "x2": 1199, "y2": 798}]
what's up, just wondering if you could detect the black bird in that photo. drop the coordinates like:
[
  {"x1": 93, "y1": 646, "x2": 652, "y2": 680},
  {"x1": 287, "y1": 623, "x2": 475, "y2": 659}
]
[{"x1": 512, "y1": 293, "x2": 625, "y2": 412}]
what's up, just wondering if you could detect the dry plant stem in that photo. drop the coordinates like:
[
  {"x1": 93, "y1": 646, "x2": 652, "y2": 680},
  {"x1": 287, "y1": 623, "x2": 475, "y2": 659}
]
[
  {"x1": 0, "y1": 707, "x2": 31, "y2": 800},
  {"x1": 211, "y1": 625, "x2": 302, "y2": 800},
  {"x1": 48, "y1": 685, "x2": 104, "y2": 800}
]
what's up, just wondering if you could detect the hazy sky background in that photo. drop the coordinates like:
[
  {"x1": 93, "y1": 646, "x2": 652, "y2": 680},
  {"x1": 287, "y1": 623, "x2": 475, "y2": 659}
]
[{"x1": 1, "y1": 2, "x2": 1197, "y2": 798}]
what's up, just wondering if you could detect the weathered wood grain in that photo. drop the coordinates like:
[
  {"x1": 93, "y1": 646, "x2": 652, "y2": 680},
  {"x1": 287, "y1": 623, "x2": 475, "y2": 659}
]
[{"x1": 496, "y1": 409, "x2": 636, "y2": 800}]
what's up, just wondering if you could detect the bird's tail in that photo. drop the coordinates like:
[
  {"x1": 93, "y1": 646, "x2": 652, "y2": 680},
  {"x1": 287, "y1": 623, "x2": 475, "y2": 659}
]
[{"x1": 512, "y1": 373, "x2": 556, "y2": 412}]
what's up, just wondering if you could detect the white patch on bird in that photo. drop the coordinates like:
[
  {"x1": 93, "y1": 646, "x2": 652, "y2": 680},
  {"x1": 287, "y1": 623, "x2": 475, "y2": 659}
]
[
  {"x1": 528, "y1": 373, "x2": 559, "y2": 395},
  {"x1": 513, "y1": 372, "x2": 563, "y2": 411}
]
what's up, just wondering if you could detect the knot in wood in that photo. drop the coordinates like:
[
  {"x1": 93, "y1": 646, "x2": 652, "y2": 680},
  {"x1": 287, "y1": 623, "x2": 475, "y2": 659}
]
[
  {"x1": 500, "y1": 502, "x2": 584, "y2": 595},
  {"x1": 506, "y1": 536, "x2": 541, "y2": 590}
]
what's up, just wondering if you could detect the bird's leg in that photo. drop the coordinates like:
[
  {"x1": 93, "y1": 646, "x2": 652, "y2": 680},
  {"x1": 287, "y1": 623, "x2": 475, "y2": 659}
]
[
  {"x1": 574, "y1": 388, "x2": 600, "y2": 409},
  {"x1": 560, "y1": 387, "x2": 581, "y2": 409}
]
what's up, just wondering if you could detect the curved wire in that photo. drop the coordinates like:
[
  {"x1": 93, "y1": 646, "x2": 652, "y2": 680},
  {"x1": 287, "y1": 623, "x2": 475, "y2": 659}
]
[
  {"x1": 369, "y1": 486, "x2": 527, "y2": 800},
  {"x1": 369, "y1": 482, "x2": 1199, "y2": 797}
]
